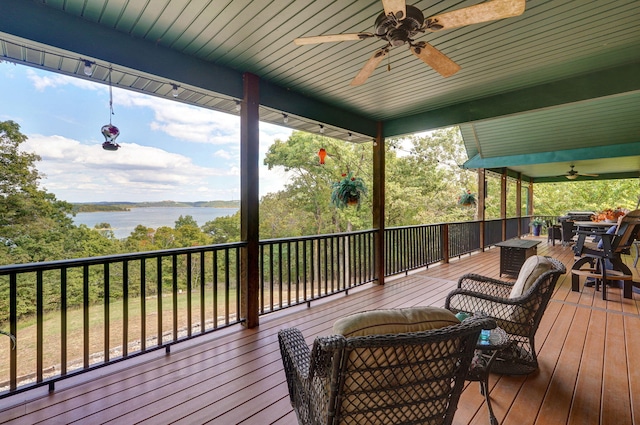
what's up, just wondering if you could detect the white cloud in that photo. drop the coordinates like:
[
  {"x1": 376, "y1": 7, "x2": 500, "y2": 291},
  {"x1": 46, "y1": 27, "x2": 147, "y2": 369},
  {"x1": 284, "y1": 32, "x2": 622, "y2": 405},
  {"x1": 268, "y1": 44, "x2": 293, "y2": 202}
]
[
  {"x1": 116, "y1": 89, "x2": 240, "y2": 145},
  {"x1": 22, "y1": 134, "x2": 238, "y2": 202},
  {"x1": 26, "y1": 69, "x2": 100, "y2": 91}
]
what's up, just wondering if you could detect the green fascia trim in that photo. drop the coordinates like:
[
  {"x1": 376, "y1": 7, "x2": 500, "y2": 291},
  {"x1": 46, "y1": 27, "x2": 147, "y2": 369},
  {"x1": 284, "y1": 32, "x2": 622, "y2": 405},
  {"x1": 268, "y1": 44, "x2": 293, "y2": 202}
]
[
  {"x1": 259, "y1": 81, "x2": 377, "y2": 137},
  {"x1": 0, "y1": 0, "x2": 378, "y2": 137},
  {"x1": 463, "y1": 141, "x2": 640, "y2": 169},
  {"x1": 485, "y1": 168, "x2": 532, "y2": 182},
  {"x1": 383, "y1": 62, "x2": 640, "y2": 138}
]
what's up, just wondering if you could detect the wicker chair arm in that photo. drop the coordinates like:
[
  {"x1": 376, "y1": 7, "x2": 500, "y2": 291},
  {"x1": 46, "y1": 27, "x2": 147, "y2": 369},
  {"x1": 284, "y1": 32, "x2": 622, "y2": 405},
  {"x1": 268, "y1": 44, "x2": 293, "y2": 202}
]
[
  {"x1": 445, "y1": 287, "x2": 522, "y2": 315},
  {"x1": 278, "y1": 328, "x2": 311, "y2": 381},
  {"x1": 457, "y1": 274, "x2": 514, "y2": 298}
]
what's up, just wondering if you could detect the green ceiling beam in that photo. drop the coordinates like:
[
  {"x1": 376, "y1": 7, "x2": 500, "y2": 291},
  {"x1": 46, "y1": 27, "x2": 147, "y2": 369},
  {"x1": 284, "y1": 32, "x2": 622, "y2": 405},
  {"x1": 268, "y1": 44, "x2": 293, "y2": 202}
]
[
  {"x1": 463, "y1": 141, "x2": 640, "y2": 169},
  {"x1": 383, "y1": 62, "x2": 640, "y2": 138},
  {"x1": 0, "y1": 0, "x2": 377, "y2": 137}
]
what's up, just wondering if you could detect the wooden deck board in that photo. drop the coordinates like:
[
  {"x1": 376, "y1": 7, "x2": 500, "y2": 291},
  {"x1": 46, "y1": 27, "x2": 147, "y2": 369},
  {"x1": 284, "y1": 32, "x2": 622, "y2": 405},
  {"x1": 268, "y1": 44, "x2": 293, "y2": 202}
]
[{"x1": 1, "y1": 237, "x2": 640, "y2": 424}]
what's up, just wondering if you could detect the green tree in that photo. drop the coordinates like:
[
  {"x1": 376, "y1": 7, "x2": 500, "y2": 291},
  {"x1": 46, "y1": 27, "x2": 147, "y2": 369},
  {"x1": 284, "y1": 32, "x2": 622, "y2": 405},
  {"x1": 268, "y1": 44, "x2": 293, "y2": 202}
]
[
  {"x1": 0, "y1": 120, "x2": 76, "y2": 264},
  {"x1": 263, "y1": 131, "x2": 372, "y2": 235},
  {"x1": 202, "y1": 211, "x2": 241, "y2": 243}
]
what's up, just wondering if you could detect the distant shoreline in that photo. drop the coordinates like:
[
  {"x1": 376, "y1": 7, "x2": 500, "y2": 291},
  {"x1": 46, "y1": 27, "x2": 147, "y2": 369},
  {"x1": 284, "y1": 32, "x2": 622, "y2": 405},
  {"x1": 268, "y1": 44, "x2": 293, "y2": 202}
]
[{"x1": 72, "y1": 200, "x2": 240, "y2": 213}]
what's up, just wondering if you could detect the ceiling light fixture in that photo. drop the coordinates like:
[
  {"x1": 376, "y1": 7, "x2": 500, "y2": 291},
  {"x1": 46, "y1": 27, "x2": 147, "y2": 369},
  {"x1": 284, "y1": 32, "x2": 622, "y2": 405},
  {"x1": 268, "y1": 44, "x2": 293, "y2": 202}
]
[
  {"x1": 283, "y1": 114, "x2": 289, "y2": 124},
  {"x1": 319, "y1": 124, "x2": 324, "y2": 134},
  {"x1": 83, "y1": 60, "x2": 93, "y2": 76},
  {"x1": 348, "y1": 132, "x2": 353, "y2": 141},
  {"x1": 172, "y1": 84, "x2": 179, "y2": 97},
  {"x1": 565, "y1": 174, "x2": 578, "y2": 180},
  {"x1": 235, "y1": 100, "x2": 241, "y2": 112}
]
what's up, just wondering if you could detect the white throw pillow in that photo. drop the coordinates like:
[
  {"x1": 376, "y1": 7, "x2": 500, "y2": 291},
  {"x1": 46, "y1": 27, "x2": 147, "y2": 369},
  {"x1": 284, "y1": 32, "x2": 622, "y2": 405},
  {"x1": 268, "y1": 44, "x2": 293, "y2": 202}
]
[{"x1": 509, "y1": 255, "x2": 552, "y2": 299}]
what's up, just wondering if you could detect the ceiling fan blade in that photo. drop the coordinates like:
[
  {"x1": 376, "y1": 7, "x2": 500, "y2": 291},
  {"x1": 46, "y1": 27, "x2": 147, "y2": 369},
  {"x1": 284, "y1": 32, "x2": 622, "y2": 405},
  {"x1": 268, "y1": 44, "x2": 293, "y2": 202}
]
[
  {"x1": 578, "y1": 172, "x2": 599, "y2": 177},
  {"x1": 351, "y1": 47, "x2": 389, "y2": 86},
  {"x1": 410, "y1": 42, "x2": 461, "y2": 77},
  {"x1": 425, "y1": 0, "x2": 526, "y2": 31},
  {"x1": 293, "y1": 33, "x2": 374, "y2": 45},
  {"x1": 382, "y1": 0, "x2": 406, "y2": 20}
]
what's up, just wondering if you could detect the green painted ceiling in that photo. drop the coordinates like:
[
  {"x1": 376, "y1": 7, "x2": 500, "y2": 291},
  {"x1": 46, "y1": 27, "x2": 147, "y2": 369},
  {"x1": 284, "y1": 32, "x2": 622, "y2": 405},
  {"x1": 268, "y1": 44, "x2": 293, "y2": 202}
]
[{"x1": 0, "y1": 0, "x2": 639, "y2": 180}]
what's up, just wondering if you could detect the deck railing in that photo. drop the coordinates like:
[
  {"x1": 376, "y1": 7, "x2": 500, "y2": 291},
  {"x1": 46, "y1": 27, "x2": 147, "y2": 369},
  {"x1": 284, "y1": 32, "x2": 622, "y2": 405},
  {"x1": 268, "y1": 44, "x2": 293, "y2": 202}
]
[
  {"x1": 0, "y1": 243, "x2": 245, "y2": 397},
  {"x1": 0, "y1": 217, "x2": 537, "y2": 398},
  {"x1": 258, "y1": 230, "x2": 376, "y2": 314}
]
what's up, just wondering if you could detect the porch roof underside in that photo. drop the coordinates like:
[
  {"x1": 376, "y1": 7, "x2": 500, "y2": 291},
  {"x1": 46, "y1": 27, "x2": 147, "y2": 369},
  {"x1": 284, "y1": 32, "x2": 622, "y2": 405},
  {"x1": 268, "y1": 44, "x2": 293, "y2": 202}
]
[{"x1": 0, "y1": 0, "x2": 639, "y2": 181}]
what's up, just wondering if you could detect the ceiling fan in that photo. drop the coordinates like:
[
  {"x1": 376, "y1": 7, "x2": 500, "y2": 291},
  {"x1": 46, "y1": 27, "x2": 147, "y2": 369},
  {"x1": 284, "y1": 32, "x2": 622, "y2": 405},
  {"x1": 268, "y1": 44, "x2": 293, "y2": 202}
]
[
  {"x1": 293, "y1": 0, "x2": 526, "y2": 86},
  {"x1": 563, "y1": 165, "x2": 599, "y2": 180}
]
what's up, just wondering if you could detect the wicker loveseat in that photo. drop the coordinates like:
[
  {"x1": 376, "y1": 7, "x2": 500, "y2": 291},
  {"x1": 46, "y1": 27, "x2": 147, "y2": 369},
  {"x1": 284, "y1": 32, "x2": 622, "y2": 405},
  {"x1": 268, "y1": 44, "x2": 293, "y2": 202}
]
[
  {"x1": 278, "y1": 307, "x2": 495, "y2": 425},
  {"x1": 445, "y1": 255, "x2": 565, "y2": 375}
]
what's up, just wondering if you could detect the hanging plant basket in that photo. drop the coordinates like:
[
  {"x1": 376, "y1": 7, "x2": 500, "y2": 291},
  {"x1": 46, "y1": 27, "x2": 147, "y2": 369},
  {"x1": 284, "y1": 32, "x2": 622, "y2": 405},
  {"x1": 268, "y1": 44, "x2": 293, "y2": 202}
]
[
  {"x1": 457, "y1": 190, "x2": 476, "y2": 207},
  {"x1": 331, "y1": 172, "x2": 367, "y2": 209}
]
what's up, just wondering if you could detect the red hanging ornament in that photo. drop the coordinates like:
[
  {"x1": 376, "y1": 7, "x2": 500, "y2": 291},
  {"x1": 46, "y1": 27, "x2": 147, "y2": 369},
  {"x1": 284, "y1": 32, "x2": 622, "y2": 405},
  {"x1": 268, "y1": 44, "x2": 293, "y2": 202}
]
[{"x1": 318, "y1": 148, "x2": 327, "y2": 165}]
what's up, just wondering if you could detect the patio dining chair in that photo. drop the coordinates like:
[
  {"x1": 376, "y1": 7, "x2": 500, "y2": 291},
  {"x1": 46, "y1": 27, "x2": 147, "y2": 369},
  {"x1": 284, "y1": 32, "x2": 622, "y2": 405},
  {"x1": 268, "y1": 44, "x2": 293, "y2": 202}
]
[
  {"x1": 445, "y1": 255, "x2": 566, "y2": 375},
  {"x1": 546, "y1": 219, "x2": 562, "y2": 246},
  {"x1": 278, "y1": 307, "x2": 495, "y2": 425},
  {"x1": 570, "y1": 209, "x2": 640, "y2": 300}
]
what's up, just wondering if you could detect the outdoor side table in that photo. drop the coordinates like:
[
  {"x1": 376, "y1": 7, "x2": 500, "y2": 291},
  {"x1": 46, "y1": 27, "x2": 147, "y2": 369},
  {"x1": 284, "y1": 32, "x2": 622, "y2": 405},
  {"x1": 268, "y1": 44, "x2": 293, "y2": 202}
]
[
  {"x1": 495, "y1": 239, "x2": 541, "y2": 277},
  {"x1": 468, "y1": 327, "x2": 510, "y2": 425}
]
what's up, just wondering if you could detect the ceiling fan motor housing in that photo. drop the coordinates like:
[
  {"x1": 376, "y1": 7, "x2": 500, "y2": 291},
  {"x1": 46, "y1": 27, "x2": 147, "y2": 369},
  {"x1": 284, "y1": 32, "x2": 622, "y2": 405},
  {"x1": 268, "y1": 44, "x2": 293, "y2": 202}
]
[{"x1": 374, "y1": 5, "x2": 424, "y2": 47}]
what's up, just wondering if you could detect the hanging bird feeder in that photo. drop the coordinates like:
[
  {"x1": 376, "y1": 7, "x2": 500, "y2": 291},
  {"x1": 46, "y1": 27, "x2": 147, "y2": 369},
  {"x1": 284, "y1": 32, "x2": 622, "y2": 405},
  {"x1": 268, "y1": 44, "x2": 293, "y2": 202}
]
[
  {"x1": 101, "y1": 124, "x2": 120, "y2": 150},
  {"x1": 101, "y1": 66, "x2": 121, "y2": 151}
]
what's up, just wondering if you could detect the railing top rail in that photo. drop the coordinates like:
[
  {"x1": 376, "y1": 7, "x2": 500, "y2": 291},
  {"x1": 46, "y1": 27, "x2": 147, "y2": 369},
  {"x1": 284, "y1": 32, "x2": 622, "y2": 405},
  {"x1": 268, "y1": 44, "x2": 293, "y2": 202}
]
[
  {"x1": 259, "y1": 229, "x2": 376, "y2": 245},
  {"x1": 0, "y1": 241, "x2": 247, "y2": 275}
]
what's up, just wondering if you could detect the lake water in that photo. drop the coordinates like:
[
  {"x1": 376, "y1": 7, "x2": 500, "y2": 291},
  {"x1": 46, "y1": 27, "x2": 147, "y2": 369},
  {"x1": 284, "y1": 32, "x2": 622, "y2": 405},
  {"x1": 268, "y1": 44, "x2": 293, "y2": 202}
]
[{"x1": 72, "y1": 207, "x2": 238, "y2": 239}]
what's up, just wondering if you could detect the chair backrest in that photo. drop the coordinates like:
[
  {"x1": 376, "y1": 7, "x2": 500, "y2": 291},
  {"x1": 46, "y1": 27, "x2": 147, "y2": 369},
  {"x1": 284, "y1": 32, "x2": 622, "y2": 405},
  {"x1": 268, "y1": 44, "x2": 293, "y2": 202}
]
[
  {"x1": 308, "y1": 315, "x2": 494, "y2": 425},
  {"x1": 561, "y1": 220, "x2": 576, "y2": 242},
  {"x1": 497, "y1": 257, "x2": 565, "y2": 338},
  {"x1": 610, "y1": 209, "x2": 640, "y2": 254}
]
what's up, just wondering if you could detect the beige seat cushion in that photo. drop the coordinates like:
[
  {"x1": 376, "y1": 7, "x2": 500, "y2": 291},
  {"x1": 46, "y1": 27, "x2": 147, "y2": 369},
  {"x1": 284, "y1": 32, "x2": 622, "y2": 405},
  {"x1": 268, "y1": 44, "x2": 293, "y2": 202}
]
[
  {"x1": 509, "y1": 255, "x2": 552, "y2": 299},
  {"x1": 333, "y1": 306, "x2": 460, "y2": 337}
]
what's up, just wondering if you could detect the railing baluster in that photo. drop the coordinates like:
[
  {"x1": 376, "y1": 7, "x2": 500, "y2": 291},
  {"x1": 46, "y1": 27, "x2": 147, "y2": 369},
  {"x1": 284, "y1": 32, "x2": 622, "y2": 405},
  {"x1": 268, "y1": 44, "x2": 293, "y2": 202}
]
[
  {"x1": 140, "y1": 259, "x2": 146, "y2": 351},
  {"x1": 224, "y1": 248, "x2": 230, "y2": 325},
  {"x1": 172, "y1": 255, "x2": 178, "y2": 341},
  {"x1": 83, "y1": 265, "x2": 89, "y2": 368},
  {"x1": 213, "y1": 250, "x2": 218, "y2": 329},
  {"x1": 36, "y1": 270, "x2": 43, "y2": 383},
  {"x1": 123, "y1": 260, "x2": 129, "y2": 357},
  {"x1": 61, "y1": 268, "x2": 67, "y2": 375},
  {"x1": 9, "y1": 273, "x2": 17, "y2": 391},
  {"x1": 103, "y1": 263, "x2": 110, "y2": 363},
  {"x1": 156, "y1": 256, "x2": 162, "y2": 346},
  {"x1": 200, "y1": 252, "x2": 205, "y2": 333},
  {"x1": 186, "y1": 253, "x2": 192, "y2": 338}
]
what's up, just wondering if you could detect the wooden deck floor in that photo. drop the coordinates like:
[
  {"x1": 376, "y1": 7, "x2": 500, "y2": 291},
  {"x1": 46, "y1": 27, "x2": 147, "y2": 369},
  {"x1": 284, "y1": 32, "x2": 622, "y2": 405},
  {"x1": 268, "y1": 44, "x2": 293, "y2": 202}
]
[{"x1": 2, "y1": 237, "x2": 640, "y2": 424}]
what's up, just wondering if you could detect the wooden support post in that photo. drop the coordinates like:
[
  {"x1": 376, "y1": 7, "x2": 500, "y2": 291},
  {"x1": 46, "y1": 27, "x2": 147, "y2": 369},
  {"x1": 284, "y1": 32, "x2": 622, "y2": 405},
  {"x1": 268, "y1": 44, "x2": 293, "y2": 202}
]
[
  {"x1": 528, "y1": 181, "x2": 534, "y2": 216},
  {"x1": 240, "y1": 72, "x2": 260, "y2": 329},
  {"x1": 373, "y1": 122, "x2": 385, "y2": 285},
  {"x1": 516, "y1": 172, "x2": 522, "y2": 236},
  {"x1": 478, "y1": 168, "x2": 486, "y2": 250},
  {"x1": 442, "y1": 223, "x2": 450, "y2": 264},
  {"x1": 501, "y1": 168, "x2": 507, "y2": 241}
]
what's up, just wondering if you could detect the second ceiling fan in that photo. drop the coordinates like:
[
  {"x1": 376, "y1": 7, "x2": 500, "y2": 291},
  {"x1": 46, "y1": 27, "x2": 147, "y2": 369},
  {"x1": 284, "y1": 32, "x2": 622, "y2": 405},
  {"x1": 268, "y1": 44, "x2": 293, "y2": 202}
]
[
  {"x1": 563, "y1": 165, "x2": 599, "y2": 180},
  {"x1": 293, "y1": 0, "x2": 526, "y2": 86}
]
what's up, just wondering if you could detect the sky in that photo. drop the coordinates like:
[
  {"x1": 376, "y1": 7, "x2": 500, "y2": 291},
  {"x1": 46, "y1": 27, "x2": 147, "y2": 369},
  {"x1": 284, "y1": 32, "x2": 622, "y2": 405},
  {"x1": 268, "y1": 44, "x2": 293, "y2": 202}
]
[{"x1": 0, "y1": 62, "x2": 294, "y2": 203}]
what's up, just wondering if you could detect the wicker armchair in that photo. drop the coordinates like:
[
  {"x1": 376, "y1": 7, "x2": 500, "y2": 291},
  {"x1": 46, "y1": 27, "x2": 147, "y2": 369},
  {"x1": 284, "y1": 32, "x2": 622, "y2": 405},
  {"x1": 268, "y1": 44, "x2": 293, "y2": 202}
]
[
  {"x1": 278, "y1": 311, "x2": 495, "y2": 425},
  {"x1": 445, "y1": 256, "x2": 565, "y2": 375}
]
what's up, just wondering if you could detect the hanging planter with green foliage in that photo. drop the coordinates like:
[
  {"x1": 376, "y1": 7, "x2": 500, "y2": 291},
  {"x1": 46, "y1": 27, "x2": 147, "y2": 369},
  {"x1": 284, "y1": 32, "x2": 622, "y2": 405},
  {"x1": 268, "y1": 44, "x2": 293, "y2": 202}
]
[
  {"x1": 331, "y1": 172, "x2": 367, "y2": 209},
  {"x1": 457, "y1": 190, "x2": 476, "y2": 207}
]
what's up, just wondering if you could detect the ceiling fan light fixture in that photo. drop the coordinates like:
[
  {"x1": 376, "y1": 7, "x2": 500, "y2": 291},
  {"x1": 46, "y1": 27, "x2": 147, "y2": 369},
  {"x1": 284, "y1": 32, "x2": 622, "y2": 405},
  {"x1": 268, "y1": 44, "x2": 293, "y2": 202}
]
[{"x1": 566, "y1": 174, "x2": 578, "y2": 180}]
